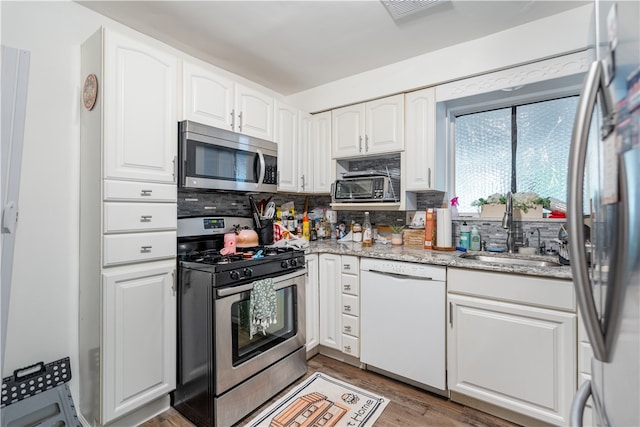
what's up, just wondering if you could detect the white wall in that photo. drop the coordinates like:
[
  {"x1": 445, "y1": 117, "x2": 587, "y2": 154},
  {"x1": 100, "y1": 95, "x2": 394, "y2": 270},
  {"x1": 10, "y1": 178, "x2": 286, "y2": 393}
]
[
  {"x1": 286, "y1": 4, "x2": 594, "y2": 113},
  {"x1": 0, "y1": 0, "x2": 140, "y2": 399}
]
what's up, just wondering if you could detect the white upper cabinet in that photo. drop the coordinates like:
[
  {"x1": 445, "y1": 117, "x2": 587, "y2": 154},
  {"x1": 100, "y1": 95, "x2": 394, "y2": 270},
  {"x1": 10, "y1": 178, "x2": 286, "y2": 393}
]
[
  {"x1": 103, "y1": 29, "x2": 177, "y2": 183},
  {"x1": 310, "y1": 111, "x2": 333, "y2": 193},
  {"x1": 181, "y1": 61, "x2": 274, "y2": 141},
  {"x1": 181, "y1": 61, "x2": 234, "y2": 131},
  {"x1": 332, "y1": 94, "x2": 404, "y2": 158},
  {"x1": 275, "y1": 101, "x2": 299, "y2": 192},
  {"x1": 298, "y1": 112, "x2": 312, "y2": 192},
  {"x1": 234, "y1": 83, "x2": 274, "y2": 141},
  {"x1": 405, "y1": 87, "x2": 440, "y2": 191}
]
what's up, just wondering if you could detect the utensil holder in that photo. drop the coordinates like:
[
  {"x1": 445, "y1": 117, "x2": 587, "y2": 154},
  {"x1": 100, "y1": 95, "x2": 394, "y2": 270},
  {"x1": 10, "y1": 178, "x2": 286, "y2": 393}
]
[{"x1": 259, "y1": 219, "x2": 274, "y2": 245}]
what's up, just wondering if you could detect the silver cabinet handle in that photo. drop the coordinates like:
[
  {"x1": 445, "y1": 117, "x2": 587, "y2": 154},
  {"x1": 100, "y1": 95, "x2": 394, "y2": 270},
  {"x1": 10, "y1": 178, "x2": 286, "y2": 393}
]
[
  {"x1": 301, "y1": 175, "x2": 305, "y2": 191},
  {"x1": 140, "y1": 246, "x2": 152, "y2": 253},
  {"x1": 172, "y1": 155, "x2": 177, "y2": 183},
  {"x1": 140, "y1": 215, "x2": 152, "y2": 222},
  {"x1": 344, "y1": 325, "x2": 351, "y2": 332},
  {"x1": 140, "y1": 189, "x2": 152, "y2": 196},
  {"x1": 230, "y1": 109, "x2": 235, "y2": 130},
  {"x1": 365, "y1": 135, "x2": 369, "y2": 152},
  {"x1": 171, "y1": 270, "x2": 176, "y2": 296},
  {"x1": 343, "y1": 345, "x2": 351, "y2": 352},
  {"x1": 238, "y1": 111, "x2": 243, "y2": 132},
  {"x1": 358, "y1": 136, "x2": 363, "y2": 152},
  {"x1": 570, "y1": 380, "x2": 592, "y2": 427},
  {"x1": 343, "y1": 264, "x2": 351, "y2": 270},
  {"x1": 344, "y1": 305, "x2": 351, "y2": 312},
  {"x1": 428, "y1": 167, "x2": 432, "y2": 188},
  {"x1": 344, "y1": 284, "x2": 351, "y2": 291},
  {"x1": 568, "y1": 60, "x2": 614, "y2": 362}
]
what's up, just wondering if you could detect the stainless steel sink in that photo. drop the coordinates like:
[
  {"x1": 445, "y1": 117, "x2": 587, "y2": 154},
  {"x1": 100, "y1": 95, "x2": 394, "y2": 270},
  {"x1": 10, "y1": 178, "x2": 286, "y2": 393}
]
[{"x1": 461, "y1": 254, "x2": 562, "y2": 268}]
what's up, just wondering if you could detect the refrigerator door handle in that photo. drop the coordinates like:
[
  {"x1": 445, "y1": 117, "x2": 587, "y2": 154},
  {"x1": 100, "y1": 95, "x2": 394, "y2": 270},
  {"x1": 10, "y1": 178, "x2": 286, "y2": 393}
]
[
  {"x1": 568, "y1": 60, "x2": 614, "y2": 362},
  {"x1": 570, "y1": 380, "x2": 592, "y2": 427}
]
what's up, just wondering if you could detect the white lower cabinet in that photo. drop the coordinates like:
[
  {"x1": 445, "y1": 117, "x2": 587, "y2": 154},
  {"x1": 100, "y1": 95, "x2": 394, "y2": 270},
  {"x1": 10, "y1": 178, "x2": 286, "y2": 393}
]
[
  {"x1": 102, "y1": 260, "x2": 176, "y2": 422},
  {"x1": 447, "y1": 268, "x2": 576, "y2": 426},
  {"x1": 318, "y1": 254, "x2": 360, "y2": 357},
  {"x1": 305, "y1": 254, "x2": 320, "y2": 352},
  {"x1": 318, "y1": 253, "x2": 342, "y2": 350}
]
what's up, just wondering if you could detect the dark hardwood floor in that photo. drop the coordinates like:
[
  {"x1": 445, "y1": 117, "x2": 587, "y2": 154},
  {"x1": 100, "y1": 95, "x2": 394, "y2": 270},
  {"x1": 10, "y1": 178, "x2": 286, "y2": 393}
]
[{"x1": 141, "y1": 354, "x2": 520, "y2": 427}]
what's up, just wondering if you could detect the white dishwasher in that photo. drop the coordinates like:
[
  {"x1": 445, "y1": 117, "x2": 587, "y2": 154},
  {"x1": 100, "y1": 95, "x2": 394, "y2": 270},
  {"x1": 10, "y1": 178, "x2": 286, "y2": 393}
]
[{"x1": 360, "y1": 258, "x2": 446, "y2": 393}]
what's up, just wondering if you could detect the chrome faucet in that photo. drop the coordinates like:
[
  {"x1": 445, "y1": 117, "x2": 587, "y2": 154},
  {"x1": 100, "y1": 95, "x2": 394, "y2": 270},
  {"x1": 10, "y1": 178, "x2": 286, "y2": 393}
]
[
  {"x1": 531, "y1": 228, "x2": 546, "y2": 255},
  {"x1": 502, "y1": 192, "x2": 522, "y2": 253}
]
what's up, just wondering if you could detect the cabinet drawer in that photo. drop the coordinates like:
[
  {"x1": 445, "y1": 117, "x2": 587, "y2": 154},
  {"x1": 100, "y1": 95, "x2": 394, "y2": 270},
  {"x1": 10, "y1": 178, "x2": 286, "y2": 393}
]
[
  {"x1": 104, "y1": 203, "x2": 176, "y2": 233},
  {"x1": 341, "y1": 256, "x2": 358, "y2": 274},
  {"x1": 342, "y1": 294, "x2": 359, "y2": 317},
  {"x1": 342, "y1": 314, "x2": 359, "y2": 337},
  {"x1": 341, "y1": 274, "x2": 358, "y2": 296},
  {"x1": 342, "y1": 334, "x2": 359, "y2": 357},
  {"x1": 104, "y1": 180, "x2": 176, "y2": 202},
  {"x1": 104, "y1": 231, "x2": 176, "y2": 266}
]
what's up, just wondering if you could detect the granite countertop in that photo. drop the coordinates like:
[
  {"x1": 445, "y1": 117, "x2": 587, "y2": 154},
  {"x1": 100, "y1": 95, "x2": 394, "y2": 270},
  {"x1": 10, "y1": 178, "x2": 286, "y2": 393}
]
[{"x1": 307, "y1": 240, "x2": 573, "y2": 280}]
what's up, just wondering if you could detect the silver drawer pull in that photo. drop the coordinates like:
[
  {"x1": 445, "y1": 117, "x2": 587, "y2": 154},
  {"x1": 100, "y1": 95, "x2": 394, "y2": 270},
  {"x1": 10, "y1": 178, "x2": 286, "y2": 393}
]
[
  {"x1": 344, "y1": 305, "x2": 351, "y2": 312},
  {"x1": 344, "y1": 284, "x2": 351, "y2": 291},
  {"x1": 344, "y1": 345, "x2": 351, "y2": 352},
  {"x1": 140, "y1": 215, "x2": 152, "y2": 222},
  {"x1": 140, "y1": 246, "x2": 152, "y2": 253},
  {"x1": 141, "y1": 189, "x2": 153, "y2": 196},
  {"x1": 344, "y1": 325, "x2": 351, "y2": 332},
  {"x1": 343, "y1": 264, "x2": 351, "y2": 270}
]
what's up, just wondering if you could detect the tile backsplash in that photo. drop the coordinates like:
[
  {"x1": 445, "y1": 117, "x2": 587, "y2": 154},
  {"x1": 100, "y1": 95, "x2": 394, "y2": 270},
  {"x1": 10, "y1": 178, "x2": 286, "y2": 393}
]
[{"x1": 178, "y1": 188, "x2": 566, "y2": 251}]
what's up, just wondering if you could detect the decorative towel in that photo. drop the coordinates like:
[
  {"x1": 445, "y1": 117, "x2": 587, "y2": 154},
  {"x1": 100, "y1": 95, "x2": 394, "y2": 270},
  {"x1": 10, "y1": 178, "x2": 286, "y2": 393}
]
[{"x1": 250, "y1": 278, "x2": 277, "y2": 339}]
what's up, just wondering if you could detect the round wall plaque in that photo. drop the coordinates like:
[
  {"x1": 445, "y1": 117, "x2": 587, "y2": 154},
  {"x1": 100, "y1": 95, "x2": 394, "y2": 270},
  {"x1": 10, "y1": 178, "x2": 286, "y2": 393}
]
[{"x1": 82, "y1": 73, "x2": 98, "y2": 110}]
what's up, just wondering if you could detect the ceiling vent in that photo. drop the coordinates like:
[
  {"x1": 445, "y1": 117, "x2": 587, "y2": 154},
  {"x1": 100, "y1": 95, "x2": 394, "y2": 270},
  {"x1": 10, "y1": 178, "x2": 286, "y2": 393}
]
[{"x1": 381, "y1": 0, "x2": 447, "y2": 21}]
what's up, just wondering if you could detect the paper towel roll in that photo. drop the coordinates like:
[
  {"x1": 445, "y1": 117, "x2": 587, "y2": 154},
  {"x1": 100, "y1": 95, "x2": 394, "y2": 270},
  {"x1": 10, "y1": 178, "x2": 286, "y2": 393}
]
[{"x1": 436, "y1": 208, "x2": 452, "y2": 248}]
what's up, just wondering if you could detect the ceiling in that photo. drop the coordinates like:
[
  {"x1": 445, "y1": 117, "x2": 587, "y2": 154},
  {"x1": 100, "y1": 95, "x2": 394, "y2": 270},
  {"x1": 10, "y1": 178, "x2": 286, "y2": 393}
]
[{"x1": 77, "y1": 1, "x2": 589, "y2": 96}]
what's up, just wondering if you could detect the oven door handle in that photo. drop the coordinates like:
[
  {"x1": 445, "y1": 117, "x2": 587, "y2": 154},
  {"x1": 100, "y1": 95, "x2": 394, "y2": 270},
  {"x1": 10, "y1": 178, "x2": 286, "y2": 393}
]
[{"x1": 216, "y1": 270, "x2": 305, "y2": 298}]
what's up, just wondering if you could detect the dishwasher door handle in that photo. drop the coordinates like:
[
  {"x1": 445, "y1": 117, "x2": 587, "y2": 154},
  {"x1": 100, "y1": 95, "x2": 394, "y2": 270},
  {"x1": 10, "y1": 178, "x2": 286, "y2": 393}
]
[{"x1": 366, "y1": 269, "x2": 433, "y2": 281}]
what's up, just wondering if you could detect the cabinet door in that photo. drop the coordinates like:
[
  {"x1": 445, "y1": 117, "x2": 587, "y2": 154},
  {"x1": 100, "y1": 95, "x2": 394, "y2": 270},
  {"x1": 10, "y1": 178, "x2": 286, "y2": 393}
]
[
  {"x1": 102, "y1": 261, "x2": 176, "y2": 423},
  {"x1": 311, "y1": 111, "x2": 333, "y2": 193},
  {"x1": 318, "y1": 254, "x2": 341, "y2": 350},
  {"x1": 305, "y1": 254, "x2": 320, "y2": 351},
  {"x1": 448, "y1": 294, "x2": 576, "y2": 425},
  {"x1": 405, "y1": 88, "x2": 436, "y2": 190},
  {"x1": 298, "y1": 112, "x2": 312, "y2": 192},
  {"x1": 103, "y1": 29, "x2": 177, "y2": 183},
  {"x1": 234, "y1": 83, "x2": 273, "y2": 140},
  {"x1": 181, "y1": 61, "x2": 234, "y2": 130},
  {"x1": 365, "y1": 94, "x2": 404, "y2": 155},
  {"x1": 275, "y1": 101, "x2": 299, "y2": 192},
  {"x1": 332, "y1": 104, "x2": 365, "y2": 158}
]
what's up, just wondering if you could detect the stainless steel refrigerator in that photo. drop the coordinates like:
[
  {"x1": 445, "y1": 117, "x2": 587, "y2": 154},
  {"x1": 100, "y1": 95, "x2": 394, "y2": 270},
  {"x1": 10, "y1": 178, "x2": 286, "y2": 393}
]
[{"x1": 568, "y1": 0, "x2": 639, "y2": 426}]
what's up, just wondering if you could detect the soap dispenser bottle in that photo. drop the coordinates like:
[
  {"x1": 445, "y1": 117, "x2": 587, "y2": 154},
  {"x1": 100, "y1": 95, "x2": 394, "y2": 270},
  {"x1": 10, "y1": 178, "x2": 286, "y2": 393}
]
[
  {"x1": 459, "y1": 221, "x2": 471, "y2": 249},
  {"x1": 470, "y1": 226, "x2": 481, "y2": 251}
]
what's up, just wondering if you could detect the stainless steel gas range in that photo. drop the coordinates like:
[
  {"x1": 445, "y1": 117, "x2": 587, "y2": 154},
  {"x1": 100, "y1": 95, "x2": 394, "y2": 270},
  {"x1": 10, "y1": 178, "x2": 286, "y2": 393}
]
[{"x1": 172, "y1": 216, "x2": 307, "y2": 427}]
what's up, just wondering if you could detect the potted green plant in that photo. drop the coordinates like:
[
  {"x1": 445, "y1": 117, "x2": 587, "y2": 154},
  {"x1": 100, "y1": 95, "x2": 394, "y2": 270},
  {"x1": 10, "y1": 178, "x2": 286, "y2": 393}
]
[
  {"x1": 472, "y1": 192, "x2": 550, "y2": 218},
  {"x1": 389, "y1": 224, "x2": 405, "y2": 245}
]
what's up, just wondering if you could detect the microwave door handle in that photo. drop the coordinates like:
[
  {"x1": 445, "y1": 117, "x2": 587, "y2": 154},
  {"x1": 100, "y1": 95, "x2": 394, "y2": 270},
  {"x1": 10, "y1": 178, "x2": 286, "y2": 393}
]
[
  {"x1": 568, "y1": 59, "x2": 613, "y2": 362},
  {"x1": 256, "y1": 149, "x2": 266, "y2": 185}
]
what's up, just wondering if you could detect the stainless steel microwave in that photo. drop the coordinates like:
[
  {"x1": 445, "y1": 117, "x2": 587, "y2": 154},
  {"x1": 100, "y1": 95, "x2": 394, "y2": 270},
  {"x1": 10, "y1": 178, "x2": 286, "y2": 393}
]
[
  {"x1": 332, "y1": 174, "x2": 400, "y2": 202},
  {"x1": 178, "y1": 120, "x2": 278, "y2": 192}
]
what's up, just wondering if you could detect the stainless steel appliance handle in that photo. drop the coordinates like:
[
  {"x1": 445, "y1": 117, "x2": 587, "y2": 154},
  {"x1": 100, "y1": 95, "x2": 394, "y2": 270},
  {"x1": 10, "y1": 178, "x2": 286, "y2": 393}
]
[
  {"x1": 256, "y1": 148, "x2": 266, "y2": 185},
  {"x1": 216, "y1": 270, "x2": 305, "y2": 298},
  {"x1": 366, "y1": 269, "x2": 433, "y2": 281},
  {"x1": 570, "y1": 380, "x2": 592, "y2": 427},
  {"x1": 568, "y1": 60, "x2": 613, "y2": 362}
]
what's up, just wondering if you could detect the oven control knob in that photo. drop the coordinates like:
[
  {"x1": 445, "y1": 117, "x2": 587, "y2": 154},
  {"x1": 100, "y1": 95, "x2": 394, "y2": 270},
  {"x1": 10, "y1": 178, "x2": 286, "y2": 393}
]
[
  {"x1": 230, "y1": 270, "x2": 240, "y2": 281},
  {"x1": 289, "y1": 258, "x2": 298, "y2": 267},
  {"x1": 281, "y1": 261, "x2": 289, "y2": 269},
  {"x1": 243, "y1": 268, "x2": 253, "y2": 277}
]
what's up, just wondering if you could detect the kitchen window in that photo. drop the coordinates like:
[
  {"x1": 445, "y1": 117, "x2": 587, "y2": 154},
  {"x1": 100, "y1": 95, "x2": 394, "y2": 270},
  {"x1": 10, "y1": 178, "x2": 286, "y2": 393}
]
[{"x1": 453, "y1": 96, "x2": 579, "y2": 214}]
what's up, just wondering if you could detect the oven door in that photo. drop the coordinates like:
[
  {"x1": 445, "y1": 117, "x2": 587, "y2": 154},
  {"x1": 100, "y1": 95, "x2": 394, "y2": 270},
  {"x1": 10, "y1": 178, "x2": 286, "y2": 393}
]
[{"x1": 214, "y1": 270, "x2": 305, "y2": 395}]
